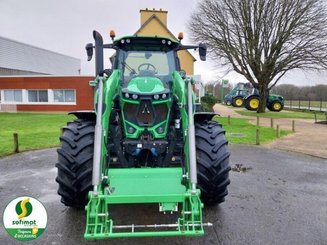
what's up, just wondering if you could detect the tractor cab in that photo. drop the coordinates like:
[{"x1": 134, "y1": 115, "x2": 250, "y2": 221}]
[{"x1": 113, "y1": 36, "x2": 180, "y2": 87}]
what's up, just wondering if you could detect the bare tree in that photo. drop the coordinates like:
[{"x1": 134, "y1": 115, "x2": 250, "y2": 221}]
[{"x1": 189, "y1": 0, "x2": 327, "y2": 112}]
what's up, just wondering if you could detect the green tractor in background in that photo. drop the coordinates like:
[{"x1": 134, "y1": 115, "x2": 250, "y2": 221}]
[
  {"x1": 244, "y1": 89, "x2": 284, "y2": 112},
  {"x1": 56, "y1": 30, "x2": 231, "y2": 239},
  {"x1": 225, "y1": 83, "x2": 284, "y2": 112}
]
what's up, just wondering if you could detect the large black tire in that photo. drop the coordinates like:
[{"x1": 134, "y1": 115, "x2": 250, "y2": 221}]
[
  {"x1": 195, "y1": 121, "x2": 231, "y2": 205},
  {"x1": 245, "y1": 95, "x2": 260, "y2": 111},
  {"x1": 232, "y1": 96, "x2": 244, "y2": 107},
  {"x1": 56, "y1": 119, "x2": 94, "y2": 208},
  {"x1": 268, "y1": 100, "x2": 284, "y2": 112}
]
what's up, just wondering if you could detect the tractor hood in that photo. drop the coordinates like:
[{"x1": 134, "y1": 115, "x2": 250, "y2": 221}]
[
  {"x1": 124, "y1": 77, "x2": 168, "y2": 95},
  {"x1": 270, "y1": 94, "x2": 284, "y2": 101}
]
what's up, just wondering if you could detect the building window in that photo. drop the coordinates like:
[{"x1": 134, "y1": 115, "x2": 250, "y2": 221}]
[
  {"x1": 28, "y1": 90, "x2": 48, "y2": 102},
  {"x1": 53, "y1": 90, "x2": 76, "y2": 103},
  {"x1": 4, "y1": 90, "x2": 22, "y2": 102}
]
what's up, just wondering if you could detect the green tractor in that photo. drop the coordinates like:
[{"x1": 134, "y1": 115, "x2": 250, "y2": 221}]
[
  {"x1": 56, "y1": 31, "x2": 231, "y2": 239},
  {"x1": 244, "y1": 89, "x2": 284, "y2": 112}
]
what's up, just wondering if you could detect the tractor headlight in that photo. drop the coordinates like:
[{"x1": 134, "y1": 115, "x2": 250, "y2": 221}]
[
  {"x1": 162, "y1": 93, "x2": 167, "y2": 99},
  {"x1": 132, "y1": 94, "x2": 138, "y2": 100},
  {"x1": 156, "y1": 126, "x2": 164, "y2": 134},
  {"x1": 128, "y1": 126, "x2": 135, "y2": 134},
  {"x1": 153, "y1": 94, "x2": 160, "y2": 100},
  {"x1": 125, "y1": 93, "x2": 130, "y2": 99}
]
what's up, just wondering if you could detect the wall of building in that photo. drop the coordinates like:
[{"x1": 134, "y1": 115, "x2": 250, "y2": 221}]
[{"x1": 0, "y1": 76, "x2": 94, "y2": 112}]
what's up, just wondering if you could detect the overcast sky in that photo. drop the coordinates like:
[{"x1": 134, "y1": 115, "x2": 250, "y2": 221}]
[{"x1": 1, "y1": 0, "x2": 326, "y2": 86}]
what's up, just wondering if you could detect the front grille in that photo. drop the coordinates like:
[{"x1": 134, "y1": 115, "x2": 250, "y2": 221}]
[
  {"x1": 153, "y1": 104, "x2": 168, "y2": 122},
  {"x1": 124, "y1": 103, "x2": 138, "y2": 122},
  {"x1": 123, "y1": 100, "x2": 168, "y2": 127},
  {"x1": 136, "y1": 100, "x2": 155, "y2": 126}
]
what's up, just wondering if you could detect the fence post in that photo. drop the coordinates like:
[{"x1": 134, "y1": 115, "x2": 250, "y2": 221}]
[
  {"x1": 256, "y1": 116, "x2": 260, "y2": 127},
  {"x1": 276, "y1": 125, "x2": 280, "y2": 138},
  {"x1": 320, "y1": 99, "x2": 322, "y2": 112},
  {"x1": 256, "y1": 129, "x2": 260, "y2": 145},
  {"x1": 292, "y1": 120, "x2": 295, "y2": 132},
  {"x1": 314, "y1": 112, "x2": 317, "y2": 123},
  {"x1": 13, "y1": 133, "x2": 19, "y2": 153},
  {"x1": 308, "y1": 98, "x2": 311, "y2": 110},
  {"x1": 270, "y1": 118, "x2": 274, "y2": 128},
  {"x1": 298, "y1": 99, "x2": 301, "y2": 110}
]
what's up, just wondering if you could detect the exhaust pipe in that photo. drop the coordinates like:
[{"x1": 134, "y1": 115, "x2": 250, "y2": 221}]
[
  {"x1": 92, "y1": 30, "x2": 105, "y2": 195},
  {"x1": 93, "y1": 30, "x2": 104, "y2": 76}
]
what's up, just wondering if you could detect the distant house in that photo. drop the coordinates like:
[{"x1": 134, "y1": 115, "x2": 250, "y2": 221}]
[
  {"x1": 136, "y1": 8, "x2": 196, "y2": 75},
  {"x1": 136, "y1": 8, "x2": 204, "y2": 100}
]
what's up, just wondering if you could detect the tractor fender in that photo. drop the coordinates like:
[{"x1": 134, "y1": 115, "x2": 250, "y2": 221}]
[
  {"x1": 68, "y1": 110, "x2": 96, "y2": 121},
  {"x1": 194, "y1": 112, "x2": 218, "y2": 123}
]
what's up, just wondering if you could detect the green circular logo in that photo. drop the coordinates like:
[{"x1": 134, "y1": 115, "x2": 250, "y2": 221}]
[
  {"x1": 15, "y1": 198, "x2": 33, "y2": 219},
  {"x1": 3, "y1": 196, "x2": 47, "y2": 241}
]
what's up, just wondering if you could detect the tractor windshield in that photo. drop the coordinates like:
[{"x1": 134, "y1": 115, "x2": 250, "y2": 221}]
[{"x1": 116, "y1": 49, "x2": 176, "y2": 86}]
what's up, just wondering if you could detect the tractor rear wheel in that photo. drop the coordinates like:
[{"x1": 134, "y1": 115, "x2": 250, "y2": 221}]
[
  {"x1": 232, "y1": 96, "x2": 244, "y2": 107},
  {"x1": 245, "y1": 95, "x2": 260, "y2": 111},
  {"x1": 195, "y1": 121, "x2": 231, "y2": 205},
  {"x1": 56, "y1": 119, "x2": 94, "y2": 208}
]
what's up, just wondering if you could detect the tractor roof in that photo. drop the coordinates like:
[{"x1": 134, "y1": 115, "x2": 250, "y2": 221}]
[{"x1": 113, "y1": 35, "x2": 179, "y2": 51}]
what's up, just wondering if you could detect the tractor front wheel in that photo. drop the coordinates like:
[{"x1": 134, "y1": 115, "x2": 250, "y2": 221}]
[
  {"x1": 56, "y1": 119, "x2": 94, "y2": 208},
  {"x1": 232, "y1": 96, "x2": 244, "y2": 107},
  {"x1": 195, "y1": 121, "x2": 231, "y2": 205}
]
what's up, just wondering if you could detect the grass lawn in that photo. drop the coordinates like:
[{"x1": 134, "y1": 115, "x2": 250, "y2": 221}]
[
  {"x1": 0, "y1": 112, "x2": 291, "y2": 157},
  {"x1": 235, "y1": 108, "x2": 326, "y2": 120},
  {"x1": 213, "y1": 116, "x2": 291, "y2": 144},
  {"x1": 0, "y1": 113, "x2": 74, "y2": 157}
]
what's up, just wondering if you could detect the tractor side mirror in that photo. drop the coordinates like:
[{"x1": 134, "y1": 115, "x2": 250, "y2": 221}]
[
  {"x1": 85, "y1": 43, "x2": 93, "y2": 61},
  {"x1": 199, "y1": 43, "x2": 207, "y2": 61}
]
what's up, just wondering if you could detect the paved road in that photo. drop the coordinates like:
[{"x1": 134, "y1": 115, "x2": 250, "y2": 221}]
[{"x1": 0, "y1": 146, "x2": 327, "y2": 245}]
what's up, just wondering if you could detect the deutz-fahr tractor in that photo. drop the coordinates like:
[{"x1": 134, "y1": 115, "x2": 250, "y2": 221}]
[{"x1": 56, "y1": 30, "x2": 231, "y2": 239}]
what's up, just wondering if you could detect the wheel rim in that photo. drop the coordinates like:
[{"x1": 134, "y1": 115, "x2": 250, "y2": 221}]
[
  {"x1": 250, "y1": 98, "x2": 259, "y2": 109},
  {"x1": 273, "y1": 102, "x2": 281, "y2": 110},
  {"x1": 235, "y1": 99, "x2": 243, "y2": 106}
]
